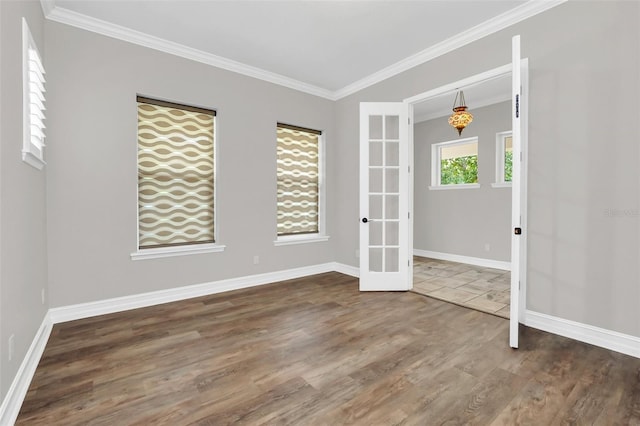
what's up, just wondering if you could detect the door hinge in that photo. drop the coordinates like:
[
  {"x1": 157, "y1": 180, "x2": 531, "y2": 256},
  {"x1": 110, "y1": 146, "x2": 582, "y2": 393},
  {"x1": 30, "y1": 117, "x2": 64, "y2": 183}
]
[
  {"x1": 408, "y1": 117, "x2": 411, "y2": 125},
  {"x1": 520, "y1": 151, "x2": 523, "y2": 162},
  {"x1": 408, "y1": 212, "x2": 410, "y2": 219},
  {"x1": 408, "y1": 165, "x2": 410, "y2": 173},
  {"x1": 515, "y1": 94, "x2": 520, "y2": 118},
  {"x1": 408, "y1": 260, "x2": 410, "y2": 267}
]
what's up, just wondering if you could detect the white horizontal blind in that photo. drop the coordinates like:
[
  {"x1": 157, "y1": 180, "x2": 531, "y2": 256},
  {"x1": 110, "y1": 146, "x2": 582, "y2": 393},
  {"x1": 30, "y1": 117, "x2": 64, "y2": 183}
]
[
  {"x1": 137, "y1": 97, "x2": 215, "y2": 249},
  {"x1": 22, "y1": 19, "x2": 46, "y2": 168}
]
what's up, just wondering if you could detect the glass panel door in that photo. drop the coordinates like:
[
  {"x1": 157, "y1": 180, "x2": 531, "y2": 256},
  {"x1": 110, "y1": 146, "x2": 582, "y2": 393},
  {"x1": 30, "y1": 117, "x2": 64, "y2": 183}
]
[{"x1": 359, "y1": 103, "x2": 409, "y2": 291}]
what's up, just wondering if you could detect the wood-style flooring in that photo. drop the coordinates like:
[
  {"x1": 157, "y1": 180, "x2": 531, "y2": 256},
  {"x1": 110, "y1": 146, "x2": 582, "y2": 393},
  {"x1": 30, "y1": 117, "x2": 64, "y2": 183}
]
[{"x1": 17, "y1": 272, "x2": 640, "y2": 425}]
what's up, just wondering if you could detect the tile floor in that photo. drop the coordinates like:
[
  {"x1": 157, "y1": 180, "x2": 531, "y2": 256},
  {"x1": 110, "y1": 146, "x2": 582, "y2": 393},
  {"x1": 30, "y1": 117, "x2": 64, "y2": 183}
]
[{"x1": 412, "y1": 256, "x2": 511, "y2": 318}]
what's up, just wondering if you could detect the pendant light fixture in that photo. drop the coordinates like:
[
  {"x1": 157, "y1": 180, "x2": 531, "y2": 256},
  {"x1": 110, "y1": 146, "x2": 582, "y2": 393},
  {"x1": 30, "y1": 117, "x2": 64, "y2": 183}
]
[{"x1": 448, "y1": 90, "x2": 473, "y2": 136}]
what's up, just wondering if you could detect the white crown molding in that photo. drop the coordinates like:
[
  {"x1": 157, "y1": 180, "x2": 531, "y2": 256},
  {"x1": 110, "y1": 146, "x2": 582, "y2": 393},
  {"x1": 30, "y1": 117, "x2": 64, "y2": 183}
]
[
  {"x1": 42, "y1": 5, "x2": 335, "y2": 100},
  {"x1": 333, "y1": 0, "x2": 567, "y2": 100},
  {"x1": 40, "y1": 0, "x2": 565, "y2": 101}
]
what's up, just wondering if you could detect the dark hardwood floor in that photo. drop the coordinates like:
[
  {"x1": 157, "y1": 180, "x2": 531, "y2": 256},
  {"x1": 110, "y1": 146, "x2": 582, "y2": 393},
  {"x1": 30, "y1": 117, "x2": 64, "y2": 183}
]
[{"x1": 17, "y1": 272, "x2": 640, "y2": 425}]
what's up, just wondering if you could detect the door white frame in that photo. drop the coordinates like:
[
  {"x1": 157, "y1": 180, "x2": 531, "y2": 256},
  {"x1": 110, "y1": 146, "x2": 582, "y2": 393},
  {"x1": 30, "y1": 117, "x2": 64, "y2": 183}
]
[{"x1": 403, "y1": 60, "x2": 529, "y2": 339}]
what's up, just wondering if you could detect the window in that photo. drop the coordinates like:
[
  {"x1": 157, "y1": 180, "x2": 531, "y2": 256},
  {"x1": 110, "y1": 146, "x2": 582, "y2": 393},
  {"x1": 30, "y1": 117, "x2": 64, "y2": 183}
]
[
  {"x1": 275, "y1": 123, "x2": 327, "y2": 245},
  {"x1": 22, "y1": 18, "x2": 46, "y2": 170},
  {"x1": 430, "y1": 137, "x2": 480, "y2": 190},
  {"x1": 493, "y1": 131, "x2": 513, "y2": 187},
  {"x1": 133, "y1": 96, "x2": 223, "y2": 260}
]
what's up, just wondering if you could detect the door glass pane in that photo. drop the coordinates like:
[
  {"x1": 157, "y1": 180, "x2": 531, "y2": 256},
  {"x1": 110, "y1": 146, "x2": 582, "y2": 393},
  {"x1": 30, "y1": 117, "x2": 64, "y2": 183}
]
[
  {"x1": 385, "y1": 195, "x2": 399, "y2": 219},
  {"x1": 385, "y1": 248, "x2": 399, "y2": 272},
  {"x1": 385, "y1": 168, "x2": 399, "y2": 193},
  {"x1": 369, "y1": 142, "x2": 383, "y2": 166},
  {"x1": 369, "y1": 115, "x2": 383, "y2": 139},
  {"x1": 369, "y1": 221, "x2": 382, "y2": 246},
  {"x1": 369, "y1": 195, "x2": 382, "y2": 219},
  {"x1": 369, "y1": 248, "x2": 383, "y2": 272},
  {"x1": 386, "y1": 221, "x2": 399, "y2": 245},
  {"x1": 386, "y1": 141, "x2": 399, "y2": 166},
  {"x1": 369, "y1": 168, "x2": 383, "y2": 193},
  {"x1": 385, "y1": 115, "x2": 399, "y2": 139}
]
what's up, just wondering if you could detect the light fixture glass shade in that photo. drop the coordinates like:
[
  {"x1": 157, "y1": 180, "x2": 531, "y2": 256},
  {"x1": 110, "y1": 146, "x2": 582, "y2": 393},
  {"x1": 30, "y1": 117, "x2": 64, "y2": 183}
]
[{"x1": 448, "y1": 90, "x2": 473, "y2": 136}]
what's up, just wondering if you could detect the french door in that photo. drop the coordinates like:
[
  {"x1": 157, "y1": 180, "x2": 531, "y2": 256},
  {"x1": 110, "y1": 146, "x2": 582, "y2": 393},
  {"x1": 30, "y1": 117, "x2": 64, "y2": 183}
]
[
  {"x1": 510, "y1": 35, "x2": 525, "y2": 348},
  {"x1": 359, "y1": 103, "x2": 411, "y2": 291}
]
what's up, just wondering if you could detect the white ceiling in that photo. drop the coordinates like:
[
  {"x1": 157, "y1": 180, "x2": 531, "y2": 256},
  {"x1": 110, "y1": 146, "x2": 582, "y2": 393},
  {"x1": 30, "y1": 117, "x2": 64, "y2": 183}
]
[{"x1": 44, "y1": 1, "x2": 561, "y2": 99}]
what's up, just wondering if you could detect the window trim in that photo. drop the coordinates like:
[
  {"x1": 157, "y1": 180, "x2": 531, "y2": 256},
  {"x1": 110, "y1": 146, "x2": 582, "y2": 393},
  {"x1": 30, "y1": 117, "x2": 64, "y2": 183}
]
[
  {"x1": 22, "y1": 18, "x2": 46, "y2": 170},
  {"x1": 429, "y1": 136, "x2": 480, "y2": 190},
  {"x1": 131, "y1": 95, "x2": 223, "y2": 259},
  {"x1": 492, "y1": 130, "x2": 513, "y2": 188},
  {"x1": 274, "y1": 123, "x2": 328, "y2": 245},
  {"x1": 130, "y1": 242, "x2": 226, "y2": 261}
]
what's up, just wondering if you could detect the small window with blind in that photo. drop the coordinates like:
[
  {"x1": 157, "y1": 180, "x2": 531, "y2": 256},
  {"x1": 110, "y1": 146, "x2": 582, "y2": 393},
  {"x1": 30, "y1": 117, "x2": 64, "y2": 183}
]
[
  {"x1": 132, "y1": 96, "x2": 224, "y2": 260},
  {"x1": 275, "y1": 123, "x2": 328, "y2": 245},
  {"x1": 22, "y1": 18, "x2": 46, "y2": 170}
]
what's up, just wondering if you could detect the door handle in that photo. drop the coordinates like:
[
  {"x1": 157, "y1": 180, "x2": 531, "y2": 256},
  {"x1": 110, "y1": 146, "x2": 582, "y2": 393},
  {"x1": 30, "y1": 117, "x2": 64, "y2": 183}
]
[{"x1": 362, "y1": 218, "x2": 368, "y2": 223}]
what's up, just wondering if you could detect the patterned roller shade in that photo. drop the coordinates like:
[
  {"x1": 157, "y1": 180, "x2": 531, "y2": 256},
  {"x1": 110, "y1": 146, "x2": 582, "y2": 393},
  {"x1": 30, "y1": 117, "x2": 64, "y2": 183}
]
[
  {"x1": 137, "y1": 97, "x2": 215, "y2": 249},
  {"x1": 277, "y1": 124, "x2": 320, "y2": 236}
]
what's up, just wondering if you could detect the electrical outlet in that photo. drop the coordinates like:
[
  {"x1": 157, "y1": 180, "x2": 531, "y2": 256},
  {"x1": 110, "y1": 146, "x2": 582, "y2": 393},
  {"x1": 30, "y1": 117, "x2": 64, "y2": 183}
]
[
  {"x1": 41, "y1": 288, "x2": 46, "y2": 305},
  {"x1": 8, "y1": 334, "x2": 15, "y2": 361},
  {"x1": 484, "y1": 243, "x2": 491, "y2": 252},
  {"x1": 253, "y1": 255, "x2": 259, "y2": 265}
]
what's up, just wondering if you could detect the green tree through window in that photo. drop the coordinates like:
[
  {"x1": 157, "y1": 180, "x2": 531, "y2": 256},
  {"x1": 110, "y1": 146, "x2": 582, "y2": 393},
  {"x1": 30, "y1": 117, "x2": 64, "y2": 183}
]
[
  {"x1": 504, "y1": 150, "x2": 513, "y2": 182},
  {"x1": 441, "y1": 155, "x2": 478, "y2": 184}
]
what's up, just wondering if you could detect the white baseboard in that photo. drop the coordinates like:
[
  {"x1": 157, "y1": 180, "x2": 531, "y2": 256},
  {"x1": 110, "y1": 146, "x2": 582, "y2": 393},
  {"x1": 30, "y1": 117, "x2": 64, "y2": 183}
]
[
  {"x1": 7, "y1": 264, "x2": 639, "y2": 425},
  {"x1": 413, "y1": 249, "x2": 511, "y2": 271},
  {"x1": 2, "y1": 262, "x2": 358, "y2": 423},
  {"x1": 0, "y1": 313, "x2": 53, "y2": 426},
  {"x1": 50, "y1": 262, "x2": 347, "y2": 324},
  {"x1": 524, "y1": 310, "x2": 640, "y2": 359},
  {"x1": 332, "y1": 262, "x2": 359, "y2": 277}
]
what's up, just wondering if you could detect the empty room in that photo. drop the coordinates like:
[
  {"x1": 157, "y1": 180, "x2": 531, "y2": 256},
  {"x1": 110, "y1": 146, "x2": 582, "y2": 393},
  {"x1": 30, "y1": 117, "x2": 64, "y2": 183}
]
[{"x1": 1, "y1": 0, "x2": 639, "y2": 424}]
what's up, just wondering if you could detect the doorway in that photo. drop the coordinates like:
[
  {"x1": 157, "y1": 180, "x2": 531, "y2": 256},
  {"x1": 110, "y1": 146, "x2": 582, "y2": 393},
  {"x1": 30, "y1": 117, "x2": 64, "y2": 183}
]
[
  {"x1": 359, "y1": 36, "x2": 527, "y2": 348},
  {"x1": 410, "y1": 72, "x2": 513, "y2": 318}
]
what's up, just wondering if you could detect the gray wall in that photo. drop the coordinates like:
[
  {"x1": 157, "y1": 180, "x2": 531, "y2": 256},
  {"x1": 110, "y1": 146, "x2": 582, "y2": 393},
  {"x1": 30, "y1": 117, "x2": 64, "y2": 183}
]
[
  {"x1": 44, "y1": 22, "x2": 336, "y2": 307},
  {"x1": 334, "y1": 1, "x2": 640, "y2": 337},
  {"x1": 414, "y1": 101, "x2": 511, "y2": 261},
  {"x1": 2, "y1": 0, "x2": 639, "y2": 403},
  {"x1": 0, "y1": 1, "x2": 49, "y2": 399}
]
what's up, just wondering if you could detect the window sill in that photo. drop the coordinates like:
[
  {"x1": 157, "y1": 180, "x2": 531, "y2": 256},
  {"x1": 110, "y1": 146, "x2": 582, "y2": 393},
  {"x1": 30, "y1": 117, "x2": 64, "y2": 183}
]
[
  {"x1": 428, "y1": 184, "x2": 481, "y2": 191},
  {"x1": 131, "y1": 243, "x2": 226, "y2": 261},
  {"x1": 491, "y1": 182, "x2": 512, "y2": 188},
  {"x1": 274, "y1": 235, "x2": 330, "y2": 246},
  {"x1": 22, "y1": 151, "x2": 45, "y2": 170}
]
